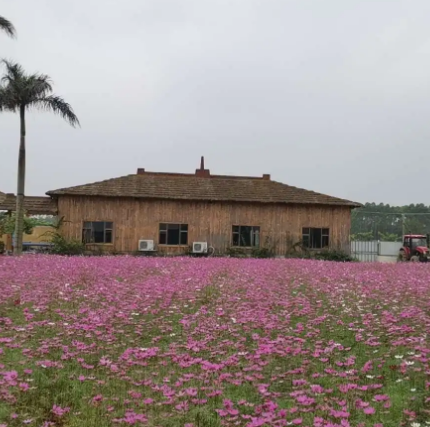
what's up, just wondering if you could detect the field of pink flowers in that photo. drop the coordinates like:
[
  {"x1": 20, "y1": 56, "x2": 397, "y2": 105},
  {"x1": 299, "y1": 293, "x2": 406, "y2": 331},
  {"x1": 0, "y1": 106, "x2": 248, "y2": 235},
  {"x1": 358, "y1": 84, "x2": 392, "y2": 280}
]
[{"x1": 0, "y1": 256, "x2": 429, "y2": 427}]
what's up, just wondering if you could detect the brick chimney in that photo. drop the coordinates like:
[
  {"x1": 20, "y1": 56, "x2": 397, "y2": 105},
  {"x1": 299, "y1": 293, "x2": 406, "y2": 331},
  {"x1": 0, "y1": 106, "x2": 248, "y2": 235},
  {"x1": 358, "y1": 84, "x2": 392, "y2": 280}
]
[
  {"x1": 195, "y1": 156, "x2": 210, "y2": 178},
  {"x1": 262, "y1": 174, "x2": 271, "y2": 180},
  {"x1": 137, "y1": 168, "x2": 145, "y2": 175}
]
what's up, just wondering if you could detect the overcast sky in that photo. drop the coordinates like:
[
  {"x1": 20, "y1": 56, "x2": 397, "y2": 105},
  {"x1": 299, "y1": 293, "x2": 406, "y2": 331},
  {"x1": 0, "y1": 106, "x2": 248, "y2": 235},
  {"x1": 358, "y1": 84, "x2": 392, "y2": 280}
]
[{"x1": 1, "y1": 0, "x2": 430, "y2": 205}]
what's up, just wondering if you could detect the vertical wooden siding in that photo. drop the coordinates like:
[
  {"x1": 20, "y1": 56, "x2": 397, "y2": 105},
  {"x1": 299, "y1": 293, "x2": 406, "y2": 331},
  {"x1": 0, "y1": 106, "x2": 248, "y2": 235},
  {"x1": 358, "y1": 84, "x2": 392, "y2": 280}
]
[{"x1": 57, "y1": 196, "x2": 352, "y2": 255}]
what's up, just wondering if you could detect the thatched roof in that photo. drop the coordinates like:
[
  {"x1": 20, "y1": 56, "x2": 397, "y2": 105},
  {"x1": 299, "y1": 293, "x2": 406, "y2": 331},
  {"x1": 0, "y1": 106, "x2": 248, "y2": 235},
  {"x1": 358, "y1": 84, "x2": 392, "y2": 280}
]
[
  {"x1": 0, "y1": 193, "x2": 57, "y2": 214},
  {"x1": 47, "y1": 163, "x2": 361, "y2": 208}
]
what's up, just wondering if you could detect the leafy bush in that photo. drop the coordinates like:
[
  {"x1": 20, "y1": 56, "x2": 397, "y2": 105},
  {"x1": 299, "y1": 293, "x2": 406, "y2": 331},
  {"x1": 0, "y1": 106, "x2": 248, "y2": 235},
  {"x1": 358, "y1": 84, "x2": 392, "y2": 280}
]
[
  {"x1": 314, "y1": 248, "x2": 356, "y2": 262},
  {"x1": 35, "y1": 216, "x2": 83, "y2": 256},
  {"x1": 49, "y1": 233, "x2": 85, "y2": 256},
  {"x1": 251, "y1": 247, "x2": 274, "y2": 258},
  {"x1": 284, "y1": 242, "x2": 356, "y2": 262},
  {"x1": 0, "y1": 213, "x2": 39, "y2": 235},
  {"x1": 225, "y1": 247, "x2": 247, "y2": 258}
]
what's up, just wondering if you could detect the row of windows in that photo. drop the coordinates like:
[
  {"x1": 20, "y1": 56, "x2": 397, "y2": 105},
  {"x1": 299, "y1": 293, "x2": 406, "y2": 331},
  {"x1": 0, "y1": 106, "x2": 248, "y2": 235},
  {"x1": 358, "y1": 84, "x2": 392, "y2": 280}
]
[{"x1": 82, "y1": 222, "x2": 330, "y2": 249}]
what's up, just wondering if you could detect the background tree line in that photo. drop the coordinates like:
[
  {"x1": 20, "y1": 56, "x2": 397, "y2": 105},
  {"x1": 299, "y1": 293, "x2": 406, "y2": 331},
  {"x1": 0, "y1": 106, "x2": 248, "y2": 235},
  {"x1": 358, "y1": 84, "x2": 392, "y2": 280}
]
[{"x1": 351, "y1": 203, "x2": 430, "y2": 241}]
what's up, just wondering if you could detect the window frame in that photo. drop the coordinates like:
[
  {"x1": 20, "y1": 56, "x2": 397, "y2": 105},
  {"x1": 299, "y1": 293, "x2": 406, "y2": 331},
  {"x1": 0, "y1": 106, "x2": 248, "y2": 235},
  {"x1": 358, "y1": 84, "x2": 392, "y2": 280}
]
[
  {"x1": 231, "y1": 225, "x2": 260, "y2": 248},
  {"x1": 302, "y1": 227, "x2": 330, "y2": 249},
  {"x1": 82, "y1": 221, "x2": 114, "y2": 245},
  {"x1": 159, "y1": 223, "x2": 189, "y2": 246}
]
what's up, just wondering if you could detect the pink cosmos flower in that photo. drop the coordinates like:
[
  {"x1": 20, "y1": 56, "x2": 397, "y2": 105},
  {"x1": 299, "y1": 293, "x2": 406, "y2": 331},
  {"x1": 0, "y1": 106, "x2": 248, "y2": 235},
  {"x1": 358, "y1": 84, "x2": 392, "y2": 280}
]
[
  {"x1": 92, "y1": 394, "x2": 103, "y2": 404},
  {"x1": 374, "y1": 394, "x2": 389, "y2": 402},
  {"x1": 19, "y1": 382, "x2": 29, "y2": 391},
  {"x1": 52, "y1": 405, "x2": 70, "y2": 417}
]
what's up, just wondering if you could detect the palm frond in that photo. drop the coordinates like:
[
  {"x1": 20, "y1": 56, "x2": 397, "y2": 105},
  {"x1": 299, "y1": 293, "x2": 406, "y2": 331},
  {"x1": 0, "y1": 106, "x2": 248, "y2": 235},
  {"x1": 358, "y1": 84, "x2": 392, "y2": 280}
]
[
  {"x1": 0, "y1": 61, "x2": 79, "y2": 126},
  {"x1": 1, "y1": 61, "x2": 54, "y2": 106},
  {"x1": 0, "y1": 86, "x2": 18, "y2": 112},
  {"x1": 1, "y1": 60, "x2": 25, "y2": 84},
  {"x1": 26, "y1": 74, "x2": 53, "y2": 99},
  {"x1": 31, "y1": 95, "x2": 80, "y2": 127},
  {"x1": 0, "y1": 16, "x2": 16, "y2": 38}
]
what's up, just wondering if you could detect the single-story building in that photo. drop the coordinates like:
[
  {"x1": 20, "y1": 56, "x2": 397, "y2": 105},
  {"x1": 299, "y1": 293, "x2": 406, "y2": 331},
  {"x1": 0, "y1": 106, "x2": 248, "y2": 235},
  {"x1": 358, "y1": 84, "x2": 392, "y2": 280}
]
[{"x1": 42, "y1": 157, "x2": 361, "y2": 255}]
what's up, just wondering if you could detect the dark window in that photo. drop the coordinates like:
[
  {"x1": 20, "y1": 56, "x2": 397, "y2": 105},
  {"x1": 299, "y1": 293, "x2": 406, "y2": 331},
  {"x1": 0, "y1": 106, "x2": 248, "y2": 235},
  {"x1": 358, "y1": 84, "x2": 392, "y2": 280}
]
[
  {"x1": 302, "y1": 228, "x2": 329, "y2": 249},
  {"x1": 232, "y1": 225, "x2": 260, "y2": 247},
  {"x1": 82, "y1": 222, "x2": 113, "y2": 244},
  {"x1": 159, "y1": 223, "x2": 188, "y2": 245}
]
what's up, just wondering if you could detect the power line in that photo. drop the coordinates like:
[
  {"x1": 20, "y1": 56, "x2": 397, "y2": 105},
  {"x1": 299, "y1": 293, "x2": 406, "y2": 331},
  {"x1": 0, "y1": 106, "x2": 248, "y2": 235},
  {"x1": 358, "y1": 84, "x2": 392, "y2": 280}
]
[{"x1": 353, "y1": 211, "x2": 430, "y2": 216}]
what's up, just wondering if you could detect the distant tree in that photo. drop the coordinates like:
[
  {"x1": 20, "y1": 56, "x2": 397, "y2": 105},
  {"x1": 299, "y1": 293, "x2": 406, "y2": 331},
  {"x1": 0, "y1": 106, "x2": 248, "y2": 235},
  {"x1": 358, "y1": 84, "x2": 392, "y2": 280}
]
[
  {"x1": 0, "y1": 60, "x2": 79, "y2": 255},
  {"x1": 378, "y1": 232, "x2": 401, "y2": 242},
  {"x1": 350, "y1": 231, "x2": 374, "y2": 241},
  {"x1": 0, "y1": 212, "x2": 37, "y2": 235},
  {"x1": 352, "y1": 203, "x2": 430, "y2": 240},
  {"x1": 0, "y1": 16, "x2": 16, "y2": 38}
]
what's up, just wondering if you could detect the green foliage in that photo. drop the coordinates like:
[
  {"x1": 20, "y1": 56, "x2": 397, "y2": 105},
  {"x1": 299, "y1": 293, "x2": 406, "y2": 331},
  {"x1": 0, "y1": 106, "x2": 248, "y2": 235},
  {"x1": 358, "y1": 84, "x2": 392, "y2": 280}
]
[
  {"x1": 351, "y1": 231, "x2": 402, "y2": 242},
  {"x1": 284, "y1": 240, "x2": 355, "y2": 262},
  {"x1": 251, "y1": 246, "x2": 274, "y2": 258},
  {"x1": 226, "y1": 246, "x2": 275, "y2": 258},
  {"x1": 0, "y1": 60, "x2": 80, "y2": 127},
  {"x1": 0, "y1": 15, "x2": 16, "y2": 38},
  {"x1": 378, "y1": 232, "x2": 402, "y2": 242},
  {"x1": 42, "y1": 216, "x2": 85, "y2": 256},
  {"x1": 0, "y1": 213, "x2": 41, "y2": 235},
  {"x1": 350, "y1": 231, "x2": 374, "y2": 241},
  {"x1": 226, "y1": 247, "x2": 247, "y2": 258},
  {"x1": 351, "y1": 203, "x2": 430, "y2": 240},
  {"x1": 313, "y1": 248, "x2": 357, "y2": 262},
  {"x1": 285, "y1": 239, "x2": 309, "y2": 257},
  {"x1": 251, "y1": 237, "x2": 276, "y2": 258},
  {"x1": 49, "y1": 233, "x2": 85, "y2": 256}
]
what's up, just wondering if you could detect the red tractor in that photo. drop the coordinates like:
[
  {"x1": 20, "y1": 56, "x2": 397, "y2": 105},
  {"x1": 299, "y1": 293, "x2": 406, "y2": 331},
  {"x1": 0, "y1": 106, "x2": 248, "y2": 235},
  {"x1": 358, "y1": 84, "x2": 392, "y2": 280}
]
[{"x1": 398, "y1": 234, "x2": 430, "y2": 262}]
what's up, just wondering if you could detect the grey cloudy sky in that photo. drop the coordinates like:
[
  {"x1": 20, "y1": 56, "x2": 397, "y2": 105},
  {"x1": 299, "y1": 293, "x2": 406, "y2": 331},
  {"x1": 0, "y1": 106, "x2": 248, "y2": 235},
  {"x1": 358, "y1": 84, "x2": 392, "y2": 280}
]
[{"x1": 1, "y1": 0, "x2": 430, "y2": 205}]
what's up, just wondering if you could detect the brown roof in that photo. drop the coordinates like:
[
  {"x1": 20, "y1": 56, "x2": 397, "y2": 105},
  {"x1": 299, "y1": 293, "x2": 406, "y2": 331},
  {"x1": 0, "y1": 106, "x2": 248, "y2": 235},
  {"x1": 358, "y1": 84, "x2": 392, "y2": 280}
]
[
  {"x1": 0, "y1": 193, "x2": 57, "y2": 214},
  {"x1": 47, "y1": 165, "x2": 361, "y2": 207}
]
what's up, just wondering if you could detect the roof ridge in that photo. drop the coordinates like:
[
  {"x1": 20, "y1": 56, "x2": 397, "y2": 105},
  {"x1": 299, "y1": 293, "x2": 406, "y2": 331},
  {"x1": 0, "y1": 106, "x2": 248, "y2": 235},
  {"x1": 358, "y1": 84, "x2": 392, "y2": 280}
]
[
  {"x1": 46, "y1": 172, "x2": 362, "y2": 207},
  {"x1": 137, "y1": 171, "x2": 266, "y2": 180}
]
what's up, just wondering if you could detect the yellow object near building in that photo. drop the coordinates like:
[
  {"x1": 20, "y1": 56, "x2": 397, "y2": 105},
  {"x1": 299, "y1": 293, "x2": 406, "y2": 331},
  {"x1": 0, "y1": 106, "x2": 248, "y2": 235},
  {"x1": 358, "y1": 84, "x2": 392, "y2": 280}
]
[{"x1": 1, "y1": 225, "x2": 52, "y2": 245}]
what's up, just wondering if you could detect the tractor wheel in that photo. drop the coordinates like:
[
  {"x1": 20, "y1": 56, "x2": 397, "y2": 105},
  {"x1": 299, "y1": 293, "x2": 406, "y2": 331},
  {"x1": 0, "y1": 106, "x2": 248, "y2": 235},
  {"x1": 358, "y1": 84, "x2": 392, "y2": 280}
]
[{"x1": 419, "y1": 253, "x2": 428, "y2": 263}]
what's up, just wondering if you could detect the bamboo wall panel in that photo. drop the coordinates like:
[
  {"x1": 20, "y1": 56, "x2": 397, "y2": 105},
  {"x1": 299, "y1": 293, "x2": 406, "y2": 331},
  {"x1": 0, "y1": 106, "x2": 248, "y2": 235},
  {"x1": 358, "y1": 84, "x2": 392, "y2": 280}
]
[{"x1": 57, "y1": 196, "x2": 352, "y2": 255}]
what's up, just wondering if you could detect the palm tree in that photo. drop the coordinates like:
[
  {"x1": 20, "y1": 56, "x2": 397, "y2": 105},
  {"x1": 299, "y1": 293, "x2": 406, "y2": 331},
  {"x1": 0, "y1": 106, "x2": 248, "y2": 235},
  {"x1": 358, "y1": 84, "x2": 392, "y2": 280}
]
[
  {"x1": 0, "y1": 16, "x2": 16, "y2": 38},
  {"x1": 0, "y1": 60, "x2": 79, "y2": 254}
]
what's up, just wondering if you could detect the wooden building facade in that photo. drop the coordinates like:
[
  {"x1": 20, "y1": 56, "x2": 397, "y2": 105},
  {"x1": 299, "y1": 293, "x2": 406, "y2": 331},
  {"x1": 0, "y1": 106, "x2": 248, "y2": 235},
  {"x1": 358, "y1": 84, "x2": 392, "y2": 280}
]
[{"x1": 46, "y1": 158, "x2": 361, "y2": 256}]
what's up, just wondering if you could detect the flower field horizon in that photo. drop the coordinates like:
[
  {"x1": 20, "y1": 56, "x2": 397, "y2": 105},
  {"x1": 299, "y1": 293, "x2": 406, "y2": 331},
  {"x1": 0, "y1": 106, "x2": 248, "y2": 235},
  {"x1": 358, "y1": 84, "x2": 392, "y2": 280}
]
[{"x1": 0, "y1": 256, "x2": 429, "y2": 427}]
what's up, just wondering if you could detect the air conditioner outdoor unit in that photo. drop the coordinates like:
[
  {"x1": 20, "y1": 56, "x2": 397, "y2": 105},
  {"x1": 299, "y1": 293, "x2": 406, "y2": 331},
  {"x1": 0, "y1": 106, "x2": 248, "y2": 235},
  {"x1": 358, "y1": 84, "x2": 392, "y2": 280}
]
[
  {"x1": 192, "y1": 242, "x2": 208, "y2": 253},
  {"x1": 138, "y1": 240, "x2": 155, "y2": 251}
]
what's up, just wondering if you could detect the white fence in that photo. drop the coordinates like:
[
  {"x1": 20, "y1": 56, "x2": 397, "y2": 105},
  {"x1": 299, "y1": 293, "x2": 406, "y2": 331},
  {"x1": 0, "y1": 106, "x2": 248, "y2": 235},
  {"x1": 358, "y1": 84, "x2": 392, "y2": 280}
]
[
  {"x1": 351, "y1": 241, "x2": 402, "y2": 262},
  {"x1": 379, "y1": 242, "x2": 402, "y2": 257}
]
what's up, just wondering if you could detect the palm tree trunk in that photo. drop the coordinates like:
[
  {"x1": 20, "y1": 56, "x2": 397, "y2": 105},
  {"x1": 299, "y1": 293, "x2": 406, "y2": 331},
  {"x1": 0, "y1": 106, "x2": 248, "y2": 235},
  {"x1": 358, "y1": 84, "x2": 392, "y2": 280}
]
[{"x1": 14, "y1": 105, "x2": 26, "y2": 255}]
